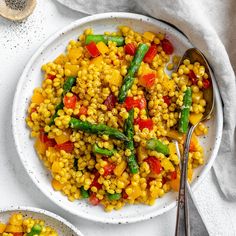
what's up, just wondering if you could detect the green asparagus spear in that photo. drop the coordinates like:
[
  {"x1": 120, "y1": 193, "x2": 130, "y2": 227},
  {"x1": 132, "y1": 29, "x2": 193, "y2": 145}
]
[
  {"x1": 80, "y1": 186, "x2": 89, "y2": 198},
  {"x1": 69, "y1": 118, "x2": 128, "y2": 141},
  {"x1": 107, "y1": 193, "x2": 121, "y2": 201},
  {"x1": 179, "y1": 87, "x2": 192, "y2": 133},
  {"x1": 49, "y1": 77, "x2": 76, "y2": 126},
  {"x1": 92, "y1": 143, "x2": 117, "y2": 156},
  {"x1": 118, "y1": 43, "x2": 149, "y2": 103},
  {"x1": 85, "y1": 35, "x2": 125, "y2": 46},
  {"x1": 124, "y1": 108, "x2": 139, "y2": 174},
  {"x1": 146, "y1": 138, "x2": 170, "y2": 156},
  {"x1": 27, "y1": 224, "x2": 42, "y2": 236}
]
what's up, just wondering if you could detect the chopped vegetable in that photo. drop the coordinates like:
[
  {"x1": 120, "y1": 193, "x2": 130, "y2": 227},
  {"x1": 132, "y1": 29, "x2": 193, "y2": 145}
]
[
  {"x1": 91, "y1": 173, "x2": 102, "y2": 190},
  {"x1": 104, "y1": 93, "x2": 117, "y2": 111},
  {"x1": 63, "y1": 94, "x2": 77, "y2": 109},
  {"x1": 55, "y1": 141, "x2": 74, "y2": 153},
  {"x1": 103, "y1": 163, "x2": 116, "y2": 176},
  {"x1": 163, "y1": 95, "x2": 171, "y2": 106},
  {"x1": 80, "y1": 186, "x2": 89, "y2": 198},
  {"x1": 47, "y1": 74, "x2": 56, "y2": 80},
  {"x1": 189, "y1": 70, "x2": 197, "y2": 85},
  {"x1": 89, "y1": 193, "x2": 100, "y2": 206},
  {"x1": 92, "y1": 143, "x2": 116, "y2": 156},
  {"x1": 135, "y1": 118, "x2": 153, "y2": 130},
  {"x1": 107, "y1": 193, "x2": 121, "y2": 201},
  {"x1": 96, "y1": 41, "x2": 109, "y2": 54},
  {"x1": 31, "y1": 91, "x2": 44, "y2": 105},
  {"x1": 144, "y1": 156, "x2": 162, "y2": 174},
  {"x1": 124, "y1": 97, "x2": 146, "y2": 111},
  {"x1": 143, "y1": 44, "x2": 157, "y2": 63},
  {"x1": 202, "y1": 79, "x2": 211, "y2": 89},
  {"x1": 85, "y1": 41, "x2": 100, "y2": 57},
  {"x1": 179, "y1": 87, "x2": 192, "y2": 133},
  {"x1": 27, "y1": 224, "x2": 42, "y2": 236},
  {"x1": 69, "y1": 117, "x2": 128, "y2": 141},
  {"x1": 118, "y1": 43, "x2": 149, "y2": 103},
  {"x1": 139, "y1": 73, "x2": 156, "y2": 88},
  {"x1": 124, "y1": 109, "x2": 139, "y2": 174},
  {"x1": 189, "y1": 113, "x2": 203, "y2": 125},
  {"x1": 146, "y1": 138, "x2": 170, "y2": 155},
  {"x1": 162, "y1": 38, "x2": 174, "y2": 55},
  {"x1": 124, "y1": 43, "x2": 136, "y2": 55},
  {"x1": 85, "y1": 35, "x2": 125, "y2": 46},
  {"x1": 143, "y1": 31, "x2": 155, "y2": 41}
]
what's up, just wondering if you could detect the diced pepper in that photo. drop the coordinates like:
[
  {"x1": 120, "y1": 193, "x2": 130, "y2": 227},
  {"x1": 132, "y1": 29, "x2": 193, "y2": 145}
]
[
  {"x1": 0, "y1": 223, "x2": 6, "y2": 233},
  {"x1": 89, "y1": 193, "x2": 100, "y2": 206},
  {"x1": 125, "y1": 185, "x2": 141, "y2": 200},
  {"x1": 54, "y1": 54, "x2": 68, "y2": 65},
  {"x1": 103, "y1": 163, "x2": 116, "y2": 176},
  {"x1": 64, "y1": 63, "x2": 79, "y2": 77},
  {"x1": 55, "y1": 141, "x2": 74, "y2": 153},
  {"x1": 162, "y1": 38, "x2": 174, "y2": 55},
  {"x1": 85, "y1": 41, "x2": 100, "y2": 57},
  {"x1": 47, "y1": 74, "x2": 56, "y2": 80},
  {"x1": 109, "y1": 69, "x2": 122, "y2": 86},
  {"x1": 189, "y1": 70, "x2": 197, "y2": 85},
  {"x1": 51, "y1": 161, "x2": 61, "y2": 173},
  {"x1": 39, "y1": 132, "x2": 56, "y2": 149},
  {"x1": 124, "y1": 43, "x2": 136, "y2": 55},
  {"x1": 5, "y1": 225, "x2": 23, "y2": 233},
  {"x1": 166, "y1": 130, "x2": 184, "y2": 143},
  {"x1": 136, "y1": 118, "x2": 153, "y2": 130},
  {"x1": 189, "y1": 113, "x2": 203, "y2": 125},
  {"x1": 163, "y1": 95, "x2": 171, "y2": 106},
  {"x1": 124, "y1": 97, "x2": 146, "y2": 111},
  {"x1": 13, "y1": 233, "x2": 23, "y2": 236},
  {"x1": 143, "y1": 44, "x2": 158, "y2": 63},
  {"x1": 144, "y1": 156, "x2": 162, "y2": 174},
  {"x1": 9, "y1": 214, "x2": 23, "y2": 226},
  {"x1": 170, "y1": 174, "x2": 180, "y2": 191},
  {"x1": 51, "y1": 179, "x2": 63, "y2": 191},
  {"x1": 31, "y1": 91, "x2": 44, "y2": 105},
  {"x1": 68, "y1": 47, "x2": 82, "y2": 61},
  {"x1": 170, "y1": 170, "x2": 177, "y2": 180},
  {"x1": 78, "y1": 106, "x2": 88, "y2": 116},
  {"x1": 143, "y1": 31, "x2": 155, "y2": 41},
  {"x1": 202, "y1": 79, "x2": 211, "y2": 89},
  {"x1": 34, "y1": 138, "x2": 46, "y2": 155},
  {"x1": 114, "y1": 160, "x2": 127, "y2": 177},
  {"x1": 104, "y1": 93, "x2": 117, "y2": 111},
  {"x1": 139, "y1": 73, "x2": 156, "y2": 88},
  {"x1": 63, "y1": 94, "x2": 77, "y2": 109},
  {"x1": 161, "y1": 158, "x2": 175, "y2": 172},
  {"x1": 122, "y1": 190, "x2": 129, "y2": 199},
  {"x1": 168, "y1": 143, "x2": 177, "y2": 155},
  {"x1": 90, "y1": 55, "x2": 103, "y2": 65},
  {"x1": 54, "y1": 130, "x2": 71, "y2": 145},
  {"x1": 91, "y1": 173, "x2": 102, "y2": 190},
  {"x1": 107, "y1": 193, "x2": 121, "y2": 201},
  {"x1": 96, "y1": 41, "x2": 109, "y2": 54}
]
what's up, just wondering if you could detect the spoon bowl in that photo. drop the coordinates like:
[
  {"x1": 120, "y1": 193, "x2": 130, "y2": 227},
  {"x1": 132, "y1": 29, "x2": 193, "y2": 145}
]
[{"x1": 0, "y1": 0, "x2": 36, "y2": 21}]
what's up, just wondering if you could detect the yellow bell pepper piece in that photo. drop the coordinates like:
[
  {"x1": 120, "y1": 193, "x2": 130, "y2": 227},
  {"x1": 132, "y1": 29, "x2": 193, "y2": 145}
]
[
  {"x1": 137, "y1": 146, "x2": 148, "y2": 162},
  {"x1": 64, "y1": 63, "x2": 79, "y2": 77},
  {"x1": 34, "y1": 138, "x2": 46, "y2": 155},
  {"x1": 108, "y1": 69, "x2": 122, "y2": 87},
  {"x1": 55, "y1": 130, "x2": 71, "y2": 145},
  {"x1": 31, "y1": 91, "x2": 44, "y2": 105},
  {"x1": 96, "y1": 41, "x2": 109, "y2": 54},
  {"x1": 68, "y1": 48, "x2": 82, "y2": 61},
  {"x1": 161, "y1": 158, "x2": 175, "y2": 172},
  {"x1": 51, "y1": 161, "x2": 61, "y2": 173},
  {"x1": 5, "y1": 224, "x2": 23, "y2": 233},
  {"x1": 114, "y1": 160, "x2": 127, "y2": 177},
  {"x1": 90, "y1": 55, "x2": 103, "y2": 65},
  {"x1": 9, "y1": 214, "x2": 23, "y2": 226},
  {"x1": 166, "y1": 130, "x2": 184, "y2": 143},
  {"x1": 143, "y1": 31, "x2": 155, "y2": 41},
  {"x1": 52, "y1": 179, "x2": 64, "y2": 191},
  {"x1": 0, "y1": 223, "x2": 6, "y2": 233},
  {"x1": 54, "y1": 54, "x2": 68, "y2": 65},
  {"x1": 189, "y1": 113, "x2": 203, "y2": 125},
  {"x1": 170, "y1": 175, "x2": 180, "y2": 192},
  {"x1": 168, "y1": 143, "x2": 177, "y2": 155},
  {"x1": 126, "y1": 185, "x2": 141, "y2": 200}
]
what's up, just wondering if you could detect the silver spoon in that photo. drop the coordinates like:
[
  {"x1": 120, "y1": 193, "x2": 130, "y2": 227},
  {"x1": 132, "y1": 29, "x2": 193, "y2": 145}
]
[
  {"x1": 0, "y1": 0, "x2": 36, "y2": 21},
  {"x1": 175, "y1": 48, "x2": 214, "y2": 236}
]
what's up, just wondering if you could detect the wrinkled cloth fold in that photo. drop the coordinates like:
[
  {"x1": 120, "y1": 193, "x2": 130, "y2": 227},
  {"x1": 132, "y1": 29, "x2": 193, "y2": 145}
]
[{"x1": 56, "y1": 0, "x2": 236, "y2": 200}]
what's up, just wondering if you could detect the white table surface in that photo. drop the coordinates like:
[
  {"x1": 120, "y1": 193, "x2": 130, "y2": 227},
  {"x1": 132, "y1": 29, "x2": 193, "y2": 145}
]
[{"x1": 1, "y1": 1, "x2": 236, "y2": 235}]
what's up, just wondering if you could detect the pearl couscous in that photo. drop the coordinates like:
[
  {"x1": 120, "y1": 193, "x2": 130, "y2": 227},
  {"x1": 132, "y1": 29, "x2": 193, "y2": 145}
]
[
  {"x1": 26, "y1": 26, "x2": 211, "y2": 211},
  {"x1": 0, "y1": 213, "x2": 58, "y2": 235}
]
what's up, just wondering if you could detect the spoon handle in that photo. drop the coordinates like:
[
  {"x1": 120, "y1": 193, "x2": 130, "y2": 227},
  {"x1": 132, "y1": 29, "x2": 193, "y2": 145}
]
[{"x1": 175, "y1": 125, "x2": 195, "y2": 236}]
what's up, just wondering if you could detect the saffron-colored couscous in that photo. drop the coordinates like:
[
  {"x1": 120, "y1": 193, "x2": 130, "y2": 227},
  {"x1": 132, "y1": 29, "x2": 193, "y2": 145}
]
[
  {"x1": 0, "y1": 213, "x2": 58, "y2": 235},
  {"x1": 26, "y1": 26, "x2": 211, "y2": 211}
]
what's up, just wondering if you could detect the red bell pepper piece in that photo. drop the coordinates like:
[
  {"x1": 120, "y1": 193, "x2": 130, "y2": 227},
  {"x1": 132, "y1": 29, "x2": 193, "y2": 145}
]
[
  {"x1": 55, "y1": 141, "x2": 74, "y2": 153},
  {"x1": 124, "y1": 43, "x2": 136, "y2": 55},
  {"x1": 122, "y1": 190, "x2": 129, "y2": 199},
  {"x1": 47, "y1": 74, "x2": 56, "y2": 80},
  {"x1": 40, "y1": 132, "x2": 56, "y2": 148},
  {"x1": 170, "y1": 171, "x2": 177, "y2": 180},
  {"x1": 202, "y1": 79, "x2": 211, "y2": 89},
  {"x1": 89, "y1": 193, "x2": 100, "y2": 206},
  {"x1": 103, "y1": 163, "x2": 116, "y2": 176},
  {"x1": 162, "y1": 38, "x2": 174, "y2": 55},
  {"x1": 143, "y1": 44, "x2": 158, "y2": 63},
  {"x1": 85, "y1": 41, "x2": 100, "y2": 57},
  {"x1": 136, "y1": 118, "x2": 153, "y2": 130},
  {"x1": 163, "y1": 95, "x2": 171, "y2": 106},
  {"x1": 144, "y1": 157, "x2": 162, "y2": 174},
  {"x1": 124, "y1": 97, "x2": 147, "y2": 111},
  {"x1": 12, "y1": 233, "x2": 24, "y2": 236},
  {"x1": 63, "y1": 94, "x2": 77, "y2": 109},
  {"x1": 189, "y1": 70, "x2": 197, "y2": 85},
  {"x1": 104, "y1": 93, "x2": 117, "y2": 111},
  {"x1": 78, "y1": 106, "x2": 88, "y2": 116},
  {"x1": 91, "y1": 173, "x2": 102, "y2": 190},
  {"x1": 139, "y1": 73, "x2": 156, "y2": 88}
]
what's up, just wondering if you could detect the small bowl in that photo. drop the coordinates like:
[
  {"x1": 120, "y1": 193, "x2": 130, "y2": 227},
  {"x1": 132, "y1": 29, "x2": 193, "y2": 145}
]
[{"x1": 0, "y1": 206, "x2": 84, "y2": 235}]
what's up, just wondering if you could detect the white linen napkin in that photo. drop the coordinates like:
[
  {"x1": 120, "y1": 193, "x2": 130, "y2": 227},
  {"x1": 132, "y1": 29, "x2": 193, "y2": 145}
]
[{"x1": 56, "y1": 0, "x2": 236, "y2": 200}]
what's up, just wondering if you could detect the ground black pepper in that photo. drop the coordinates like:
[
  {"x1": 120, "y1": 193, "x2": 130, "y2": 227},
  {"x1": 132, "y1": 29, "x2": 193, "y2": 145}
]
[{"x1": 5, "y1": 0, "x2": 27, "y2": 11}]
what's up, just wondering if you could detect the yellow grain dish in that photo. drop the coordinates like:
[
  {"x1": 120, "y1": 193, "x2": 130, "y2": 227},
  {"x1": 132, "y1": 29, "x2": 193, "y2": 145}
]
[
  {"x1": 0, "y1": 213, "x2": 58, "y2": 235},
  {"x1": 26, "y1": 26, "x2": 211, "y2": 212}
]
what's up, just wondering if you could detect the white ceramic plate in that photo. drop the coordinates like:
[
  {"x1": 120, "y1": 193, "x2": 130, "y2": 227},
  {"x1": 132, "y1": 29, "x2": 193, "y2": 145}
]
[
  {"x1": 12, "y1": 12, "x2": 223, "y2": 224},
  {"x1": 0, "y1": 206, "x2": 83, "y2": 235}
]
